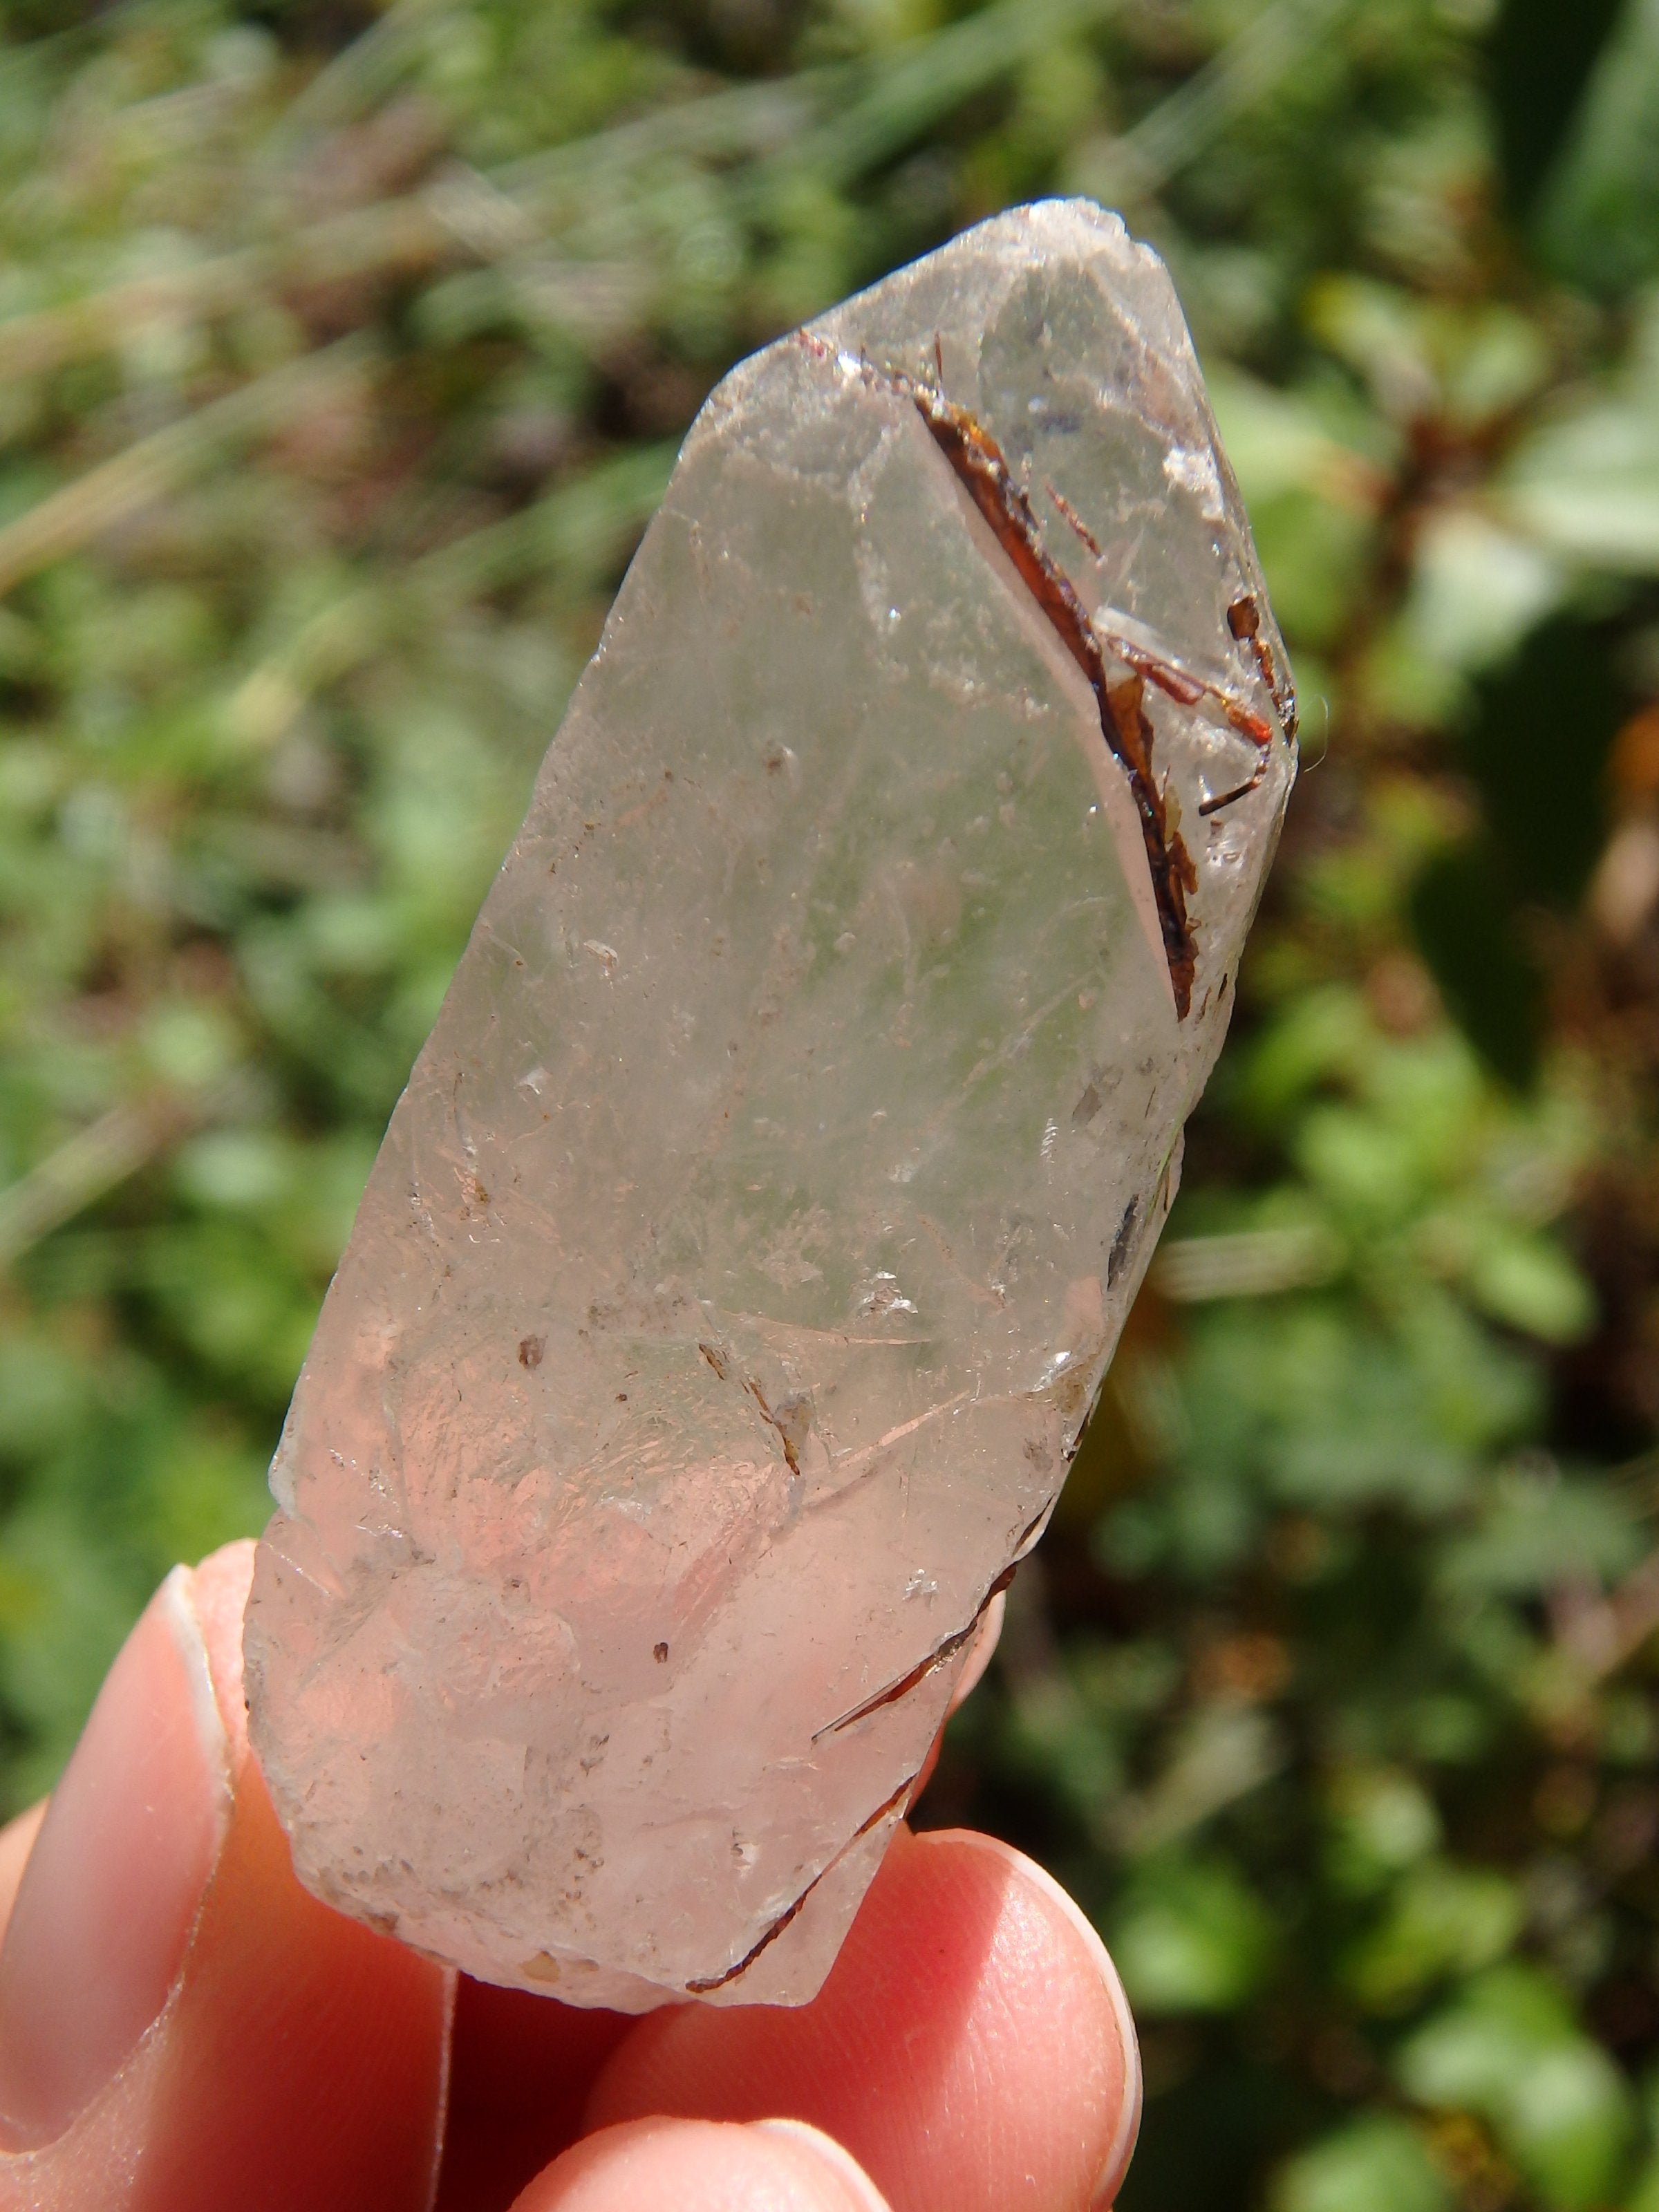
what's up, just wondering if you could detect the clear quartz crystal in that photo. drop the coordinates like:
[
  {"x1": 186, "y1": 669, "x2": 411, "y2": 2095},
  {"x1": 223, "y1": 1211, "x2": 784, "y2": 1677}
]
[{"x1": 243, "y1": 199, "x2": 1296, "y2": 2009}]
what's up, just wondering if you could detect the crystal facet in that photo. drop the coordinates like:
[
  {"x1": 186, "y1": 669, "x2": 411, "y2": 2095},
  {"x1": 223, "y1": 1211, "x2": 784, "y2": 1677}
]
[{"x1": 243, "y1": 200, "x2": 1297, "y2": 2009}]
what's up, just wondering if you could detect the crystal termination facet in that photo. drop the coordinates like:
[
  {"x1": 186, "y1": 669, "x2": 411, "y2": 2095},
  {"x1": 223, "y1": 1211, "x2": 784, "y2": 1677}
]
[{"x1": 244, "y1": 200, "x2": 1297, "y2": 2009}]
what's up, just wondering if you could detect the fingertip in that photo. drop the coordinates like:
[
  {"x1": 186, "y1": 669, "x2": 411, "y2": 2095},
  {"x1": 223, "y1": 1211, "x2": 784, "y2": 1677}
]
[
  {"x1": 0, "y1": 1803, "x2": 46, "y2": 1946},
  {"x1": 752, "y1": 2120, "x2": 894, "y2": 2211},
  {"x1": 923, "y1": 1833, "x2": 1141, "y2": 2204},
  {"x1": 946, "y1": 1590, "x2": 1005, "y2": 1714},
  {"x1": 0, "y1": 1547, "x2": 448, "y2": 2208},
  {"x1": 0, "y1": 1568, "x2": 232, "y2": 2148},
  {"x1": 511, "y1": 2117, "x2": 891, "y2": 2212},
  {"x1": 187, "y1": 1539, "x2": 258, "y2": 1760},
  {"x1": 588, "y1": 1824, "x2": 1138, "y2": 2212}
]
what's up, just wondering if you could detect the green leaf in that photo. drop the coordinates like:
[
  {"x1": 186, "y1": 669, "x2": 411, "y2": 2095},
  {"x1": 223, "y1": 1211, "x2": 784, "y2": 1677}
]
[
  {"x1": 1326, "y1": 1767, "x2": 1442, "y2": 1895},
  {"x1": 1486, "y1": 0, "x2": 1625, "y2": 219},
  {"x1": 1461, "y1": 1226, "x2": 1595, "y2": 1343},
  {"x1": 1109, "y1": 1855, "x2": 1277, "y2": 2014},
  {"x1": 1440, "y1": 1463, "x2": 1642, "y2": 1598},
  {"x1": 1271, "y1": 2115, "x2": 1452, "y2": 2212},
  {"x1": 1398, "y1": 1965, "x2": 1635, "y2": 2209},
  {"x1": 1342, "y1": 1859, "x2": 1524, "y2": 2011},
  {"x1": 1535, "y1": 0, "x2": 1659, "y2": 292},
  {"x1": 1501, "y1": 331, "x2": 1659, "y2": 569}
]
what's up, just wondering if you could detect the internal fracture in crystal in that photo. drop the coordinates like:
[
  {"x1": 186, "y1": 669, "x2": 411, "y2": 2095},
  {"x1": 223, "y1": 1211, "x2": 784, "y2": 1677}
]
[{"x1": 243, "y1": 199, "x2": 1297, "y2": 2009}]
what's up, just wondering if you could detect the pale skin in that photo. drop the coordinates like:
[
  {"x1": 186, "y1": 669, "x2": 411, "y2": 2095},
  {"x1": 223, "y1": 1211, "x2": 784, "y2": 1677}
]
[{"x1": 0, "y1": 1543, "x2": 1141, "y2": 2212}]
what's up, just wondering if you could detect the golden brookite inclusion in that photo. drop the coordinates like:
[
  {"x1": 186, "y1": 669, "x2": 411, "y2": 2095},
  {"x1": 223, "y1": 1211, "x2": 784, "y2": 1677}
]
[{"x1": 244, "y1": 200, "x2": 1297, "y2": 2009}]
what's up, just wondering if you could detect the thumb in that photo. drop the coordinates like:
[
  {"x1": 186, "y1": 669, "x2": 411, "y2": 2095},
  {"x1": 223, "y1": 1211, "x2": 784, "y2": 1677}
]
[
  {"x1": 0, "y1": 1540, "x2": 449, "y2": 2212},
  {"x1": 512, "y1": 2118, "x2": 892, "y2": 2212}
]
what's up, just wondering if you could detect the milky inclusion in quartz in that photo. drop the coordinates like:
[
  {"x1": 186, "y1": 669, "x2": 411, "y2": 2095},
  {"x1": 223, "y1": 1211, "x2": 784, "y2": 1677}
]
[{"x1": 244, "y1": 200, "x2": 1297, "y2": 2009}]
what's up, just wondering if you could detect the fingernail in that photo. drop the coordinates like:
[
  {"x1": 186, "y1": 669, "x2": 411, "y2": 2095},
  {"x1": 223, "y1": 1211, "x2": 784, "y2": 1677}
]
[
  {"x1": 944, "y1": 1834, "x2": 1143, "y2": 2209},
  {"x1": 1082, "y1": 1911, "x2": 1141, "y2": 2209},
  {"x1": 947, "y1": 1588, "x2": 1006, "y2": 1716},
  {"x1": 1020, "y1": 1857, "x2": 1141, "y2": 2208},
  {"x1": 0, "y1": 1566, "x2": 231, "y2": 2148},
  {"x1": 751, "y1": 2119, "x2": 892, "y2": 2211}
]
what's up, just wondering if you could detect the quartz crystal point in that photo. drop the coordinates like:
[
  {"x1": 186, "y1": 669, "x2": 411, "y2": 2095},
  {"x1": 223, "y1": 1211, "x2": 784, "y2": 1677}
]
[{"x1": 244, "y1": 199, "x2": 1297, "y2": 2009}]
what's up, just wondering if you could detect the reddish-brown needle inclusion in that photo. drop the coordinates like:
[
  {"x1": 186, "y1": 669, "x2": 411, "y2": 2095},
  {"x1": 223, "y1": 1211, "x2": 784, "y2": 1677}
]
[{"x1": 807, "y1": 337, "x2": 1291, "y2": 1020}]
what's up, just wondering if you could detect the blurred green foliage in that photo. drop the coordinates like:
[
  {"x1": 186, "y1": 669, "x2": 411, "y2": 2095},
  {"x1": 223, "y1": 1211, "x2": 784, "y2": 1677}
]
[{"x1": 3, "y1": 0, "x2": 1659, "y2": 2205}]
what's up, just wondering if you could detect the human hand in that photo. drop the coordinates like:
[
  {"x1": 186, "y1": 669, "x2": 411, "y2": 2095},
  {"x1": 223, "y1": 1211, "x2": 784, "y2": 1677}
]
[{"x1": 0, "y1": 1541, "x2": 1139, "y2": 2212}]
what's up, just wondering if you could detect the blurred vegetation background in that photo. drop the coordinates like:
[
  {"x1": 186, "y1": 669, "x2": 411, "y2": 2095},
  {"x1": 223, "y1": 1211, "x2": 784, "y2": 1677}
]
[{"x1": 1, "y1": 0, "x2": 1658, "y2": 2203}]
